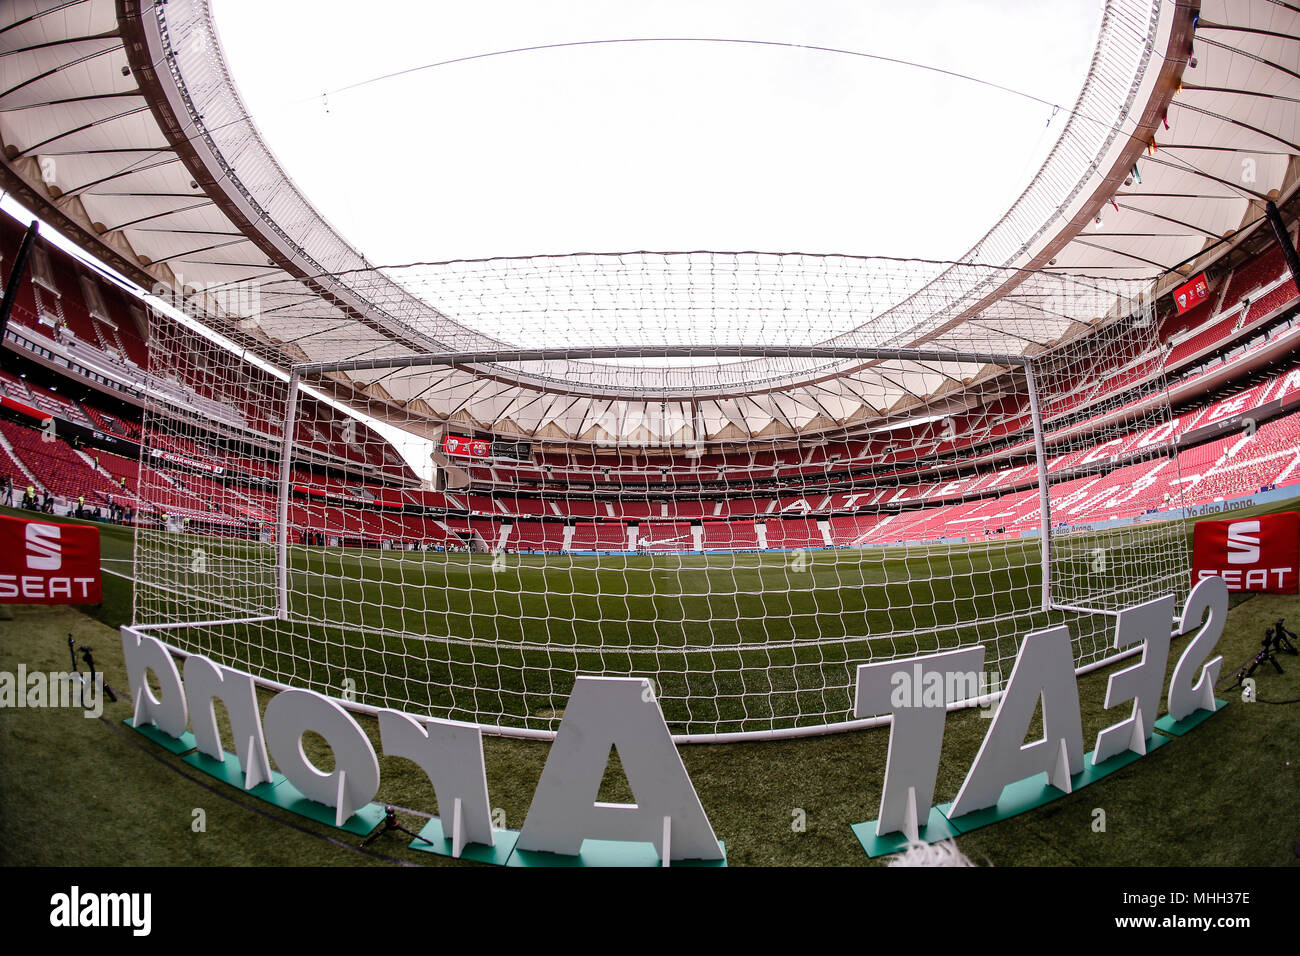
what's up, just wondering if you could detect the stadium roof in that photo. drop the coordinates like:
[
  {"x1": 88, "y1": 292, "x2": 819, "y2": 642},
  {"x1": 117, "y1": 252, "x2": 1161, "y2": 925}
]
[{"x1": 1, "y1": 0, "x2": 1297, "y2": 444}]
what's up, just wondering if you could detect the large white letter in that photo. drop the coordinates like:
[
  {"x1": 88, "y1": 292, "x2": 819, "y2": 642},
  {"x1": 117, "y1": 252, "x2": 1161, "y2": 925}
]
[
  {"x1": 378, "y1": 710, "x2": 494, "y2": 851},
  {"x1": 120, "y1": 627, "x2": 187, "y2": 739},
  {"x1": 1093, "y1": 595, "x2": 1176, "y2": 763},
  {"x1": 263, "y1": 689, "x2": 379, "y2": 826},
  {"x1": 183, "y1": 654, "x2": 273, "y2": 789},
  {"x1": 855, "y1": 646, "x2": 985, "y2": 838},
  {"x1": 1168, "y1": 576, "x2": 1227, "y2": 721},
  {"x1": 516, "y1": 676, "x2": 723, "y2": 862},
  {"x1": 950, "y1": 626, "x2": 1084, "y2": 817}
]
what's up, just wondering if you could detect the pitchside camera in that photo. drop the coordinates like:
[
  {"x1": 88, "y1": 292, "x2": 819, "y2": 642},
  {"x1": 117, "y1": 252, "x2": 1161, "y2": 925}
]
[
  {"x1": 359, "y1": 806, "x2": 431, "y2": 849},
  {"x1": 72, "y1": 641, "x2": 118, "y2": 704},
  {"x1": 1269, "y1": 618, "x2": 1298, "y2": 656},
  {"x1": 1222, "y1": 618, "x2": 1298, "y2": 691}
]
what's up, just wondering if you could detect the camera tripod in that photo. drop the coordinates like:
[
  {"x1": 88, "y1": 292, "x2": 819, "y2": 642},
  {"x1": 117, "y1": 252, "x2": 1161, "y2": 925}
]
[
  {"x1": 1220, "y1": 618, "x2": 1299, "y2": 692},
  {"x1": 1269, "y1": 617, "x2": 1298, "y2": 656},
  {"x1": 359, "y1": 806, "x2": 433, "y2": 849},
  {"x1": 67, "y1": 635, "x2": 119, "y2": 706}
]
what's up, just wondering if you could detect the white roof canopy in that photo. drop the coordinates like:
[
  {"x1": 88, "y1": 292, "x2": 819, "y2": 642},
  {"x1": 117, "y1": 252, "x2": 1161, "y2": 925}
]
[{"x1": 2, "y1": 0, "x2": 1296, "y2": 443}]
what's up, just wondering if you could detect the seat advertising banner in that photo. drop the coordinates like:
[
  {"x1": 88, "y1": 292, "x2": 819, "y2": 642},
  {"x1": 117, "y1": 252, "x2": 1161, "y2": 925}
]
[
  {"x1": 0, "y1": 515, "x2": 102, "y2": 604},
  {"x1": 1191, "y1": 511, "x2": 1297, "y2": 593}
]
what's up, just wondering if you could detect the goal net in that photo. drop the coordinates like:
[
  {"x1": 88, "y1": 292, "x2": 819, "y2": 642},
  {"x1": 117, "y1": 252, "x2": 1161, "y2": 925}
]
[{"x1": 131, "y1": 253, "x2": 1189, "y2": 739}]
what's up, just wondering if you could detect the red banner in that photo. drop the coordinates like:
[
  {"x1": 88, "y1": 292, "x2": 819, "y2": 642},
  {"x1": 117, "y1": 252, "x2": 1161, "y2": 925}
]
[
  {"x1": 149, "y1": 447, "x2": 226, "y2": 476},
  {"x1": 0, "y1": 515, "x2": 102, "y2": 604},
  {"x1": 0, "y1": 394, "x2": 52, "y2": 422},
  {"x1": 1172, "y1": 272, "x2": 1211, "y2": 315},
  {"x1": 294, "y1": 484, "x2": 405, "y2": 510},
  {"x1": 443, "y1": 436, "x2": 490, "y2": 458},
  {"x1": 1192, "y1": 511, "x2": 1298, "y2": 593}
]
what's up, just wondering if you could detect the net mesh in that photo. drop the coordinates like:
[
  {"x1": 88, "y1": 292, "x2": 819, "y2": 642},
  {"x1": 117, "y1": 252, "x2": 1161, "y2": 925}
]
[{"x1": 131, "y1": 254, "x2": 1189, "y2": 737}]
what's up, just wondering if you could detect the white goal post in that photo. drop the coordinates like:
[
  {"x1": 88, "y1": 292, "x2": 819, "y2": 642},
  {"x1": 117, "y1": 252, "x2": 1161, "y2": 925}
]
[{"x1": 275, "y1": 344, "x2": 1047, "y2": 619}]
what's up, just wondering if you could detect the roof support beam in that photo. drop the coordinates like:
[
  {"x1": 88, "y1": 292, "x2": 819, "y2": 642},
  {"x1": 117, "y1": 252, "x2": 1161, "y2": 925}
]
[
  {"x1": 60, "y1": 156, "x2": 182, "y2": 196},
  {"x1": 0, "y1": 30, "x2": 120, "y2": 57},
  {"x1": 296, "y1": 345, "x2": 1030, "y2": 377},
  {"x1": 1113, "y1": 191, "x2": 1241, "y2": 199},
  {"x1": 1068, "y1": 239, "x2": 1170, "y2": 271},
  {"x1": 1141, "y1": 155, "x2": 1271, "y2": 202},
  {"x1": 1193, "y1": 21, "x2": 1300, "y2": 43},
  {"x1": 12, "y1": 104, "x2": 152, "y2": 158},
  {"x1": 0, "y1": 1, "x2": 95, "y2": 36},
  {"x1": 1113, "y1": 200, "x2": 1222, "y2": 239},
  {"x1": 0, "y1": 44, "x2": 121, "y2": 103},
  {"x1": 1179, "y1": 84, "x2": 1300, "y2": 106},
  {"x1": 0, "y1": 90, "x2": 141, "y2": 111},
  {"x1": 1195, "y1": 36, "x2": 1300, "y2": 84},
  {"x1": 144, "y1": 237, "x2": 247, "y2": 266},
  {"x1": 1172, "y1": 100, "x2": 1300, "y2": 153},
  {"x1": 101, "y1": 200, "x2": 214, "y2": 232}
]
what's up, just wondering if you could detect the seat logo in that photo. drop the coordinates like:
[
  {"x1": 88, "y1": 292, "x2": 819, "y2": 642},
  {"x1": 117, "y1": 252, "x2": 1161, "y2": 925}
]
[
  {"x1": 1225, "y1": 520, "x2": 1260, "y2": 564},
  {"x1": 25, "y1": 523, "x2": 62, "y2": 571}
]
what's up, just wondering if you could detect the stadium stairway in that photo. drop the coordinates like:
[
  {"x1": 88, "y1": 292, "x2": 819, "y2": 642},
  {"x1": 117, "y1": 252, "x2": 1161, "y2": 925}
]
[{"x1": 0, "y1": 426, "x2": 46, "y2": 496}]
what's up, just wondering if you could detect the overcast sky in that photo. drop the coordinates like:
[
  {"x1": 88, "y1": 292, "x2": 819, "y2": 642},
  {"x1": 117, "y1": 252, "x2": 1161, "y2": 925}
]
[{"x1": 209, "y1": 0, "x2": 1104, "y2": 265}]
